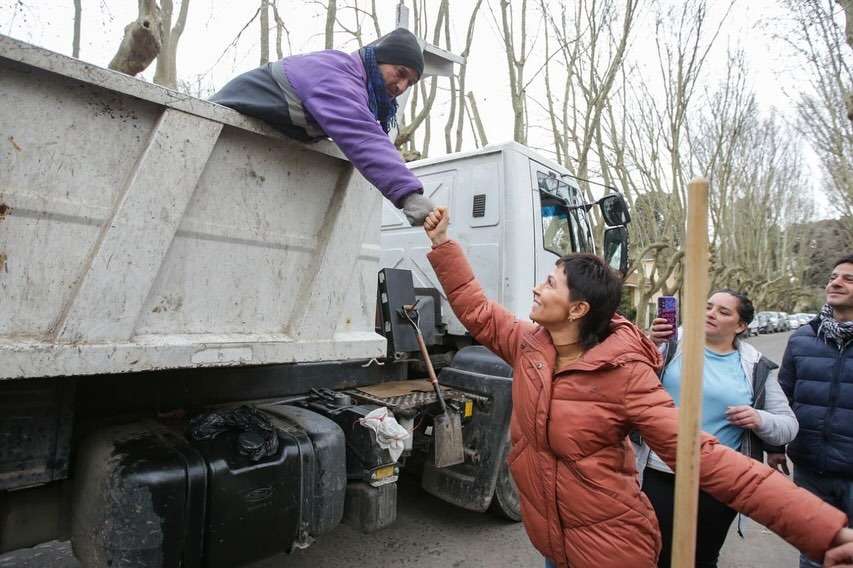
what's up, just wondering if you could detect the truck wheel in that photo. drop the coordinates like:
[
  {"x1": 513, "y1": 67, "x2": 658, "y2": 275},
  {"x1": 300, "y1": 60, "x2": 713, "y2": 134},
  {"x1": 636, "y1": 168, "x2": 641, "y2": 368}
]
[{"x1": 488, "y1": 450, "x2": 522, "y2": 522}]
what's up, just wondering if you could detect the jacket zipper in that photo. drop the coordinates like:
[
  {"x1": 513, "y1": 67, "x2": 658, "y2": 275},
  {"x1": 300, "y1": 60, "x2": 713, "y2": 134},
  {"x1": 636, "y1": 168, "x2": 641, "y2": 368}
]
[
  {"x1": 744, "y1": 360, "x2": 764, "y2": 460},
  {"x1": 821, "y1": 344, "x2": 849, "y2": 471},
  {"x1": 752, "y1": 362, "x2": 767, "y2": 408}
]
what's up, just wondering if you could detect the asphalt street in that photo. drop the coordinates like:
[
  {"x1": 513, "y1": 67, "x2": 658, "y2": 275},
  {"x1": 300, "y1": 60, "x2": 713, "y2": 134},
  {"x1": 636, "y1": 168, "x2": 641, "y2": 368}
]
[{"x1": 0, "y1": 331, "x2": 802, "y2": 568}]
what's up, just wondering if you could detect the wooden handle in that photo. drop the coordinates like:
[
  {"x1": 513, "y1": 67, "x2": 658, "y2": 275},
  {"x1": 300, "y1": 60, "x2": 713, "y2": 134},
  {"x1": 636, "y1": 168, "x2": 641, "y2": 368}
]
[
  {"x1": 671, "y1": 177, "x2": 710, "y2": 567},
  {"x1": 413, "y1": 330, "x2": 439, "y2": 385}
]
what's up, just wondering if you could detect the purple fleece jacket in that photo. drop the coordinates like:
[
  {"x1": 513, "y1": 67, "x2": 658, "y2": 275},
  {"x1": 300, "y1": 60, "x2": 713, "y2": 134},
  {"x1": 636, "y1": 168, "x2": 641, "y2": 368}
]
[{"x1": 282, "y1": 50, "x2": 422, "y2": 207}]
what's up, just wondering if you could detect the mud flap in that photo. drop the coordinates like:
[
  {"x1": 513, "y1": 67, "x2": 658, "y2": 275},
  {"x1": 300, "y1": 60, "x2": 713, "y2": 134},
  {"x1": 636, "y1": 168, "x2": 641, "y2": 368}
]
[{"x1": 420, "y1": 346, "x2": 513, "y2": 512}]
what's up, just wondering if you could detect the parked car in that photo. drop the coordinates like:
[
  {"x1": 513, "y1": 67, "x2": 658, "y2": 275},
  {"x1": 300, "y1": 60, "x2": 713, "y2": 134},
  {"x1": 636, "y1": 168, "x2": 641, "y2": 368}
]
[
  {"x1": 758, "y1": 311, "x2": 779, "y2": 333},
  {"x1": 747, "y1": 318, "x2": 761, "y2": 337},
  {"x1": 776, "y1": 312, "x2": 791, "y2": 332},
  {"x1": 795, "y1": 313, "x2": 816, "y2": 327},
  {"x1": 755, "y1": 312, "x2": 774, "y2": 334},
  {"x1": 787, "y1": 314, "x2": 803, "y2": 330}
]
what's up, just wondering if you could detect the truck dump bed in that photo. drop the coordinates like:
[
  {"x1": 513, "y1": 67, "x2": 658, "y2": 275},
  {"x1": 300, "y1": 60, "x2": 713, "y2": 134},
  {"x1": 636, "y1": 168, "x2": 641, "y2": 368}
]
[{"x1": 0, "y1": 35, "x2": 386, "y2": 380}]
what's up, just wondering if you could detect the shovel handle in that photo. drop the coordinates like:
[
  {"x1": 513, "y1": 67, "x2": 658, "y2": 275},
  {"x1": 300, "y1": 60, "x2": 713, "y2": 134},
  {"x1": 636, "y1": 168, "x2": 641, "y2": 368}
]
[
  {"x1": 401, "y1": 304, "x2": 448, "y2": 414},
  {"x1": 412, "y1": 328, "x2": 448, "y2": 413},
  {"x1": 413, "y1": 332, "x2": 437, "y2": 383}
]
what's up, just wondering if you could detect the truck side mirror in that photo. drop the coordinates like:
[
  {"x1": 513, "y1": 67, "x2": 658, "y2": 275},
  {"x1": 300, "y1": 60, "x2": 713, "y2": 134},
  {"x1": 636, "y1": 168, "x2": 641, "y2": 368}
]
[
  {"x1": 598, "y1": 194, "x2": 631, "y2": 226},
  {"x1": 603, "y1": 226, "x2": 629, "y2": 275}
]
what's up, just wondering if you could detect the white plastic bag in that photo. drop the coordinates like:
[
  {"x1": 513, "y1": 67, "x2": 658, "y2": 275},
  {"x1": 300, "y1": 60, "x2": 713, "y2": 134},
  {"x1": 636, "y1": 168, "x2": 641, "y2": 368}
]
[{"x1": 358, "y1": 407, "x2": 410, "y2": 462}]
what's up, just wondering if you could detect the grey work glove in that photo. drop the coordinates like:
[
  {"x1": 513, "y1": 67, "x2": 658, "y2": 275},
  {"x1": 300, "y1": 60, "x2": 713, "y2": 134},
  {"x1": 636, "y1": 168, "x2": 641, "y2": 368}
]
[{"x1": 401, "y1": 192, "x2": 435, "y2": 226}]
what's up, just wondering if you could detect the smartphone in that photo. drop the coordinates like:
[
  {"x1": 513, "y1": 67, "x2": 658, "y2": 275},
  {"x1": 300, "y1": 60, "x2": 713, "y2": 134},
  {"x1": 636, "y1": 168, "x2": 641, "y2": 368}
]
[{"x1": 657, "y1": 296, "x2": 678, "y2": 339}]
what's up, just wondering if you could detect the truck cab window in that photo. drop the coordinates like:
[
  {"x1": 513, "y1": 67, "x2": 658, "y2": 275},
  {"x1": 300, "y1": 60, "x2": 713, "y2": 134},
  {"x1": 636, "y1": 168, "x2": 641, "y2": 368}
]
[{"x1": 537, "y1": 172, "x2": 595, "y2": 256}]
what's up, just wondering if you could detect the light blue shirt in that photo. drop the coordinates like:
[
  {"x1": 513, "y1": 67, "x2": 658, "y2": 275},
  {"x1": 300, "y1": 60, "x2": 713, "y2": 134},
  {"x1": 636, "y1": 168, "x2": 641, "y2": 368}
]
[{"x1": 661, "y1": 348, "x2": 752, "y2": 450}]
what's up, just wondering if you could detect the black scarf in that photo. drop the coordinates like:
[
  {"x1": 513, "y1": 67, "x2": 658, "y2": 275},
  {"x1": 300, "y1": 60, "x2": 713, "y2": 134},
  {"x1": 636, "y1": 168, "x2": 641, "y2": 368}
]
[
  {"x1": 360, "y1": 46, "x2": 398, "y2": 134},
  {"x1": 816, "y1": 303, "x2": 853, "y2": 350}
]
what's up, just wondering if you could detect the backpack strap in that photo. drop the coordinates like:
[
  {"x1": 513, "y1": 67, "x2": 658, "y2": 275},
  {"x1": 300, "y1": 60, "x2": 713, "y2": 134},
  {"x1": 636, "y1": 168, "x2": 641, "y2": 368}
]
[{"x1": 659, "y1": 338, "x2": 678, "y2": 378}]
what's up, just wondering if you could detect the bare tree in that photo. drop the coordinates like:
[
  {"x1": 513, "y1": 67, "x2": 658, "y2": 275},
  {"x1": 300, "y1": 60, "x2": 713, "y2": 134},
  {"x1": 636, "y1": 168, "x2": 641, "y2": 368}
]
[
  {"x1": 332, "y1": 0, "x2": 382, "y2": 50},
  {"x1": 72, "y1": 0, "x2": 82, "y2": 58},
  {"x1": 593, "y1": 1, "x2": 734, "y2": 318},
  {"x1": 394, "y1": 0, "x2": 449, "y2": 151},
  {"x1": 498, "y1": 0, "x2": 531, "y2": 144},
  {"x1": 325, "y1": 0, "x2": 337, "y2": 49},
  {"x1": 839, "y1": 0, "x2": 853, "y2": 49},
  {"x1": 108, "y1": 0, "x2": 163, "y2": 76},
  {"x1": 694, "y1": 70, "x2": 816, "y2": 309},
  {"x1": 152, "y1": 0, "x2": 190, "y2": 89},
  {"x1": 108, "y1": 0, "x2": 190, "y2": 89},
  {"x1": 451, "y1": 0, "x2": 484, "y2": 152},
  {"x1": 467, "y1": 91, "x2": 489, "y2": 147},
  {"x1": 271, "y1": 1, "x2": 293, "y2": 59},
  {"x1": 260, "y1": 0, "x2": 270, "y2": 65},
  {"x1": 540, "y1": 0, "x2": 638, "y2": 205},
  {"x1": 784, "y1": 0, "x2": 853, "y2": 235}
]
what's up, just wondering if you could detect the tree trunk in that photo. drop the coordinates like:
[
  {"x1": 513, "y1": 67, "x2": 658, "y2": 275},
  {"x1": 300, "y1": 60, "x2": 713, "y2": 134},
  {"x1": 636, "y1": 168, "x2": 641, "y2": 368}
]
[
  {"x1": 108, "y1": 0, "x2": 162, "y2": 77},
  {"x1": 443, "y1": 6, "x2": 455, "y2": 154},
  {"x1": 271, "y1": 1, "x2": 291, "y2": 59},
  {"x1": 467, "y1": 92, "x2": 488, "y2": 146},
  {"x1": 499, "y1": 0, "x2": 528, "y2": 144},
  {"x1": 838, "y1": 0, "x2": 853, "y2": 120},
  {"x1": 839, "y1": 0, "x2": 853, "y2": 49},
  {"x1": 260, "y1": 0, "x2": 270, "y2": 65},
  {"x1": 325, "y1": 0, "x2": 336, "y2": 49},
  {"x1": 455, "y1": 0, "x2": 484, "y2": 152},
  {"x1": 72, "y1": 0, "x2": 82, "y2": 58},
  {"x1": 152, "y1": 0, "x2": 190, "y2": 90},
  {"x1": 445, "y1": 75, "x2": 457, "y2": 153},
  {"x1": 394, "y1": 0, "x2": 448, "y2": 150}
]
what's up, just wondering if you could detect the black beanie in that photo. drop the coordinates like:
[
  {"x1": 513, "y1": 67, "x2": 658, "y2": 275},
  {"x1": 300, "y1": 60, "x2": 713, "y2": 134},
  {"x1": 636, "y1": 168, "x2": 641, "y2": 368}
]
[{"x1": 369, "y1": 28, "x2": 424, "y2": 80}]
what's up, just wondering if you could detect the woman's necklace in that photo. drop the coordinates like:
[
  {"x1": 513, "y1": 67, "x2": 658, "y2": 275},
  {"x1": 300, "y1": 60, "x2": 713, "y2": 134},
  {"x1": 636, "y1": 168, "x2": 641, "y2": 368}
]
[{"x1": 554, "y1": 342, "x2": 584, "y2": 370}]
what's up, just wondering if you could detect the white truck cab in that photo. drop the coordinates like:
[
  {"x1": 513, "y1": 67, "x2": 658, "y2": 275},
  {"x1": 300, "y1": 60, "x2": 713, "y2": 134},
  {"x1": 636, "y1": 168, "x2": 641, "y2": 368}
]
[{"x1": 381, "y1": 141, "x2": 630, "y2": 337}]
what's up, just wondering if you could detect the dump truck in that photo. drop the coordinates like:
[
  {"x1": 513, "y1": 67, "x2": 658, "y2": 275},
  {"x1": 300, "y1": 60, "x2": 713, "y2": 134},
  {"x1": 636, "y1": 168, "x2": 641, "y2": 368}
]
[{"x1": 0, "y1": 34, "x2": 630, "y2": 567}]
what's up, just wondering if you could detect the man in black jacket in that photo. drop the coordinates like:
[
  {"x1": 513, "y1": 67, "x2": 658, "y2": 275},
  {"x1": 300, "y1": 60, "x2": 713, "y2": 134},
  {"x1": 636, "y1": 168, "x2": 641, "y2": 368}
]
[{"x1": 777, "y1": 254, "x2": 853, "y2": 568}]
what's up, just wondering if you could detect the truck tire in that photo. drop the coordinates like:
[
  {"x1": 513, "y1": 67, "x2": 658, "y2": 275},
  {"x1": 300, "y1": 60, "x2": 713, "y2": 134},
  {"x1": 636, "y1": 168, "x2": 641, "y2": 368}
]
[{"x1": 488, "y1": 446, "x2": 522, "y2": 522}]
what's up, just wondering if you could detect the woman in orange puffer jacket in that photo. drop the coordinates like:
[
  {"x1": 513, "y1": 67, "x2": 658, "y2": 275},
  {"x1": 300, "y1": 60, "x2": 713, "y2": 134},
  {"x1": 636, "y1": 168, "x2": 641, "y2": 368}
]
[{"x1": 422, "y1": 207, "x2": 851, "y2": 568}]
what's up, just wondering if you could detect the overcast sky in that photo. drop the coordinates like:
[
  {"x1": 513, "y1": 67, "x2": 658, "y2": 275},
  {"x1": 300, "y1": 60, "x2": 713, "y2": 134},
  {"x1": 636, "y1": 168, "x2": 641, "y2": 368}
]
[{"x1": 0, "y1": 0, "x2": 831, "y2": 214}]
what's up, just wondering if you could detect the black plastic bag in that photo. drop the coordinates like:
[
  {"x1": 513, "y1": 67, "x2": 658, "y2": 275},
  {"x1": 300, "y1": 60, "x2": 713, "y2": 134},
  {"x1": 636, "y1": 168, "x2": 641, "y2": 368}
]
[{"x1": 189, "y1": 405, "x2": 279, "y2": 461}]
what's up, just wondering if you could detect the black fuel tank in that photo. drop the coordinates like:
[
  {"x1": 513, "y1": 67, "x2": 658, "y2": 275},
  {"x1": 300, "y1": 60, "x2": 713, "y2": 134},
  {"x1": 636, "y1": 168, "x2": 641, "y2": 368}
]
[{"x1": 71, "y1": 407, "x2": 346, "y2": 568}]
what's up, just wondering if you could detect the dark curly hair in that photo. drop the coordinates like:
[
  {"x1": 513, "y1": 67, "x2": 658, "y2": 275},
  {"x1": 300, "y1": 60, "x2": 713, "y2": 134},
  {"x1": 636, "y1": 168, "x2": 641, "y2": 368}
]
[{"x1": 557, "y1": 254, "x2": 623, "y2": 349}]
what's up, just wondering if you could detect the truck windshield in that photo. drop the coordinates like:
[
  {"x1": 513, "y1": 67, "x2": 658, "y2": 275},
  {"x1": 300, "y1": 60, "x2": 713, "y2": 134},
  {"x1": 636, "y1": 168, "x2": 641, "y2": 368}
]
[{"x1": 537, "y1": 172, "x2": 595, "y2": 256}]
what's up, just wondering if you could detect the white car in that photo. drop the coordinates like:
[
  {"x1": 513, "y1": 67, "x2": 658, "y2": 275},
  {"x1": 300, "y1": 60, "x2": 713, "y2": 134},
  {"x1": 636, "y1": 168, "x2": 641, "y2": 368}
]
[{"x1": 787, "y1": 314, "x2": 803, "y2": 330}]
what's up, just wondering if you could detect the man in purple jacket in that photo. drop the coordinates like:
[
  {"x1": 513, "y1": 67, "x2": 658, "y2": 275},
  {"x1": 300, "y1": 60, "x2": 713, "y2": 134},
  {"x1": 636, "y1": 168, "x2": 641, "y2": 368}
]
[{"x1": 211, "y1": 28, "x2": 434, "y2": 226}]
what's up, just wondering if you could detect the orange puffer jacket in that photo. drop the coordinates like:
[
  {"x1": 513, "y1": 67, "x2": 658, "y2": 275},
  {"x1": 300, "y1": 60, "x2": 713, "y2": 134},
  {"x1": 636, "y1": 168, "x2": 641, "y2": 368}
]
[{"x1": 428, "y1": 240, "x2": 847, "y2": 568}]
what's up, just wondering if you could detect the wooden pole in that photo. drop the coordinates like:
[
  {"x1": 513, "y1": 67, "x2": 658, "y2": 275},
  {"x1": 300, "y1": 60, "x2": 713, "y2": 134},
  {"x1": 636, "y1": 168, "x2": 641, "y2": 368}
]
[{"x1": 671, "y1": 177, "x2": 710, "y2": 567}]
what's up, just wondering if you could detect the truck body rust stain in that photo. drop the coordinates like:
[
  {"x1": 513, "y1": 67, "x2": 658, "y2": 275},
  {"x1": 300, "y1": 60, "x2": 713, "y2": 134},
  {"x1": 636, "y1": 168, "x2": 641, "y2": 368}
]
[{"x1": 0, "y1": 203, "x2": 10, "y2": 220}]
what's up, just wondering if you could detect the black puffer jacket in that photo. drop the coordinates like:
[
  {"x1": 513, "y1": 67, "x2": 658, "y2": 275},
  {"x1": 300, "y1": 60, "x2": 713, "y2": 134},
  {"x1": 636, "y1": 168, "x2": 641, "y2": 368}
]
[{"x1": 779, "y1": 319, "x2": 853, "y2": 475}]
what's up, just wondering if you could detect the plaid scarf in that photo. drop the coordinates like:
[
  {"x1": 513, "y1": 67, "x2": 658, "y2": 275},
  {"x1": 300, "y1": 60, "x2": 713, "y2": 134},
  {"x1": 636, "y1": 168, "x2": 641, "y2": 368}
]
[
  {"x1": 816, "y1": 303, "x2": 853, "y2": 350},
  {"x1": 361, "y1": 46, "x2": 398, "y2": 134}
]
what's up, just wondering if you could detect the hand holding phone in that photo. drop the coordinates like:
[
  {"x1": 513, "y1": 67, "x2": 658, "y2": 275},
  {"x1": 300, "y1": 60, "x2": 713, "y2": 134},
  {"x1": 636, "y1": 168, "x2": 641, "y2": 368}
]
[{"x1": 654, "y1": 296, "x2": 678, "y2": 342}]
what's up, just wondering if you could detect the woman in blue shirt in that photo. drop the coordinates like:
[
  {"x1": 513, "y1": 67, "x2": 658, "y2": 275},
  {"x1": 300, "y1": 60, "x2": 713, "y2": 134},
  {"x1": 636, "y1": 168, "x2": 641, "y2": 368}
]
[{"x1": 635, "y1": 289, "x2": 798, "y2": 568}]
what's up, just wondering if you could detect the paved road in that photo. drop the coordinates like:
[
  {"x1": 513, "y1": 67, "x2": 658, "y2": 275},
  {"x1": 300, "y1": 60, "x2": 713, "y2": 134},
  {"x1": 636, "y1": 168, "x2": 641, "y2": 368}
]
[
  {"x1": 0, "y1": 332, "x2": 801, "y2": 568},
  {"x1": 718, "y1": 331, "x2": 798, "y2": 568}
]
